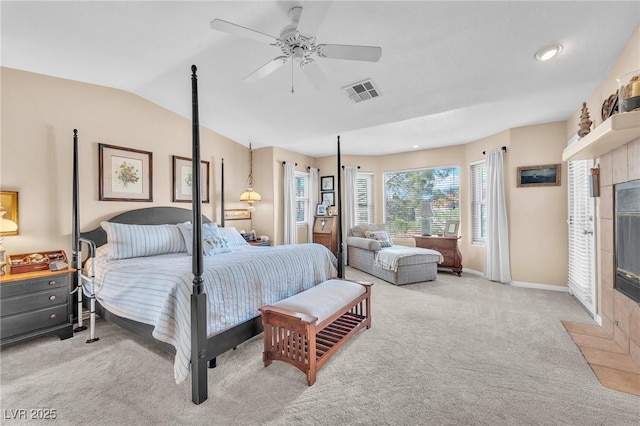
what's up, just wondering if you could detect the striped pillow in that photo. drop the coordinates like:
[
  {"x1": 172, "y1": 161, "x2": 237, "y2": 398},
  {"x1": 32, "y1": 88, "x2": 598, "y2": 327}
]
[
  {"x1": 101, "y1": 222, "x2": 187, "y2": 261},
  {"x1": 218, "y1": 227, "x2": 250, "y2": 247}
]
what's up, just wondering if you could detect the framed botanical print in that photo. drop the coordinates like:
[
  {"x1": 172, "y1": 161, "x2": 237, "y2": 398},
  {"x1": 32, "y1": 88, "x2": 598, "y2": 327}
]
[
  {"x1": 321, "y1": 176, "x2": 334, "y2": 191},
  {"x1": 99, "y1": 143, "x2": 152, "y2": 201},
  {"x1": 172, "y1": 155, "x2": 210, "y2": 203},
  {"x1": 321, "y1": 191, "x2": 335, "y2": 206}
]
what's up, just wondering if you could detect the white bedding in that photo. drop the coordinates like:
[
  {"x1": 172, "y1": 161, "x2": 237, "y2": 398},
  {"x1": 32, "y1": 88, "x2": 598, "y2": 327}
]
[
  {"x1": 85, "y1": 243, "x2": 337, "y2": 383},
  {"x1": 374, "y1": 246, "x2": 444, "y2": 272}
]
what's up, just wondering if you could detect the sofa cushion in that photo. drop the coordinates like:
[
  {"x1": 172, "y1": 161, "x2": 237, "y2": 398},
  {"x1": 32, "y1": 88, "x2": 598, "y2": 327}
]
[
  {"x1": 351, "y1": 223, "x2": 387, "y2": 237},
  {"x1": 365, "y1": 230, "x2": 393, "y2": 248}
]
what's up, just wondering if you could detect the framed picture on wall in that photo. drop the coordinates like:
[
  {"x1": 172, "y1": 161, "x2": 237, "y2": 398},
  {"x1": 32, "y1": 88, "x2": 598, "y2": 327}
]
[
  {"x1": 321, "y1": 176, "x2": 334, "y2": 191},
  {"x1": 172, "y1": 155, "x2": 210, "y2": 203},
  {"x1": 99, "y1": 143, "x2": 153, "y2": 201},
  {"x1": 224, "y1": 209, "x2": 251, "y2": 220},
  {"x1": 517, "y1": 164, "x2": 561, "y2": 187},
  {"x1": 322, "y1": 191, "x2": 335, "y2": 206}
]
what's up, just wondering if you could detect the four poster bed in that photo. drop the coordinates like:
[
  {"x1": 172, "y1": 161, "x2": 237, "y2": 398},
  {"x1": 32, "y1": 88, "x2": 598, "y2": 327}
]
[{"x1": 70, "y1": 66, "x2": 347, "y2": 404}]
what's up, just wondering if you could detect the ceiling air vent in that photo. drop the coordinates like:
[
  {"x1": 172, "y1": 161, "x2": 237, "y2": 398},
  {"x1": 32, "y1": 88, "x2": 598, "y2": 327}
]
[{"x1": 343, "y1": 79, "x2": 380, "y2": 103}]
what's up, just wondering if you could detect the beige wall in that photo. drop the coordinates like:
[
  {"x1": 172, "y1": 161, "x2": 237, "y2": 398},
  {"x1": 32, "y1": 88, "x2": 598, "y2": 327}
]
[{"x1": 0, "y1": 67, "x2": 251, "y2": 257}]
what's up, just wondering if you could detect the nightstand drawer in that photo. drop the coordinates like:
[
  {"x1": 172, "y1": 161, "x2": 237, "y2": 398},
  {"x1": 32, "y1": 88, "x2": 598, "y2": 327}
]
[
  {"x1": 1, "y1": 304, "x2": 69, "y2": 339},
  {"x1": 1, "y1": 287, "x2": 68, "y2": 316},
  {"x1": 0, "y1": 274, "x2": 69, "y2": 298}
]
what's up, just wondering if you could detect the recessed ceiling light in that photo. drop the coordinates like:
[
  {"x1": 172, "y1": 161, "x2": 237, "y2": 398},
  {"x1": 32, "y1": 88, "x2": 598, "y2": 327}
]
[{"x1": 535, "y1": 44, "x2": 563, "y2": 61}]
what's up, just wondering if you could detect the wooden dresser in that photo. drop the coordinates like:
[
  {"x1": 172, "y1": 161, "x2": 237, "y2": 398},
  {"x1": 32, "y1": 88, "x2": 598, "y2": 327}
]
[
  {"x1": 0, "y1": 268, "x2": 74, "y2": 346},
  {"x1": 313, "y1": 216, "x2": 338, "y2": 255},
  {"x1": 414, "y1": 236, "x2": 463, "y2": 276}
]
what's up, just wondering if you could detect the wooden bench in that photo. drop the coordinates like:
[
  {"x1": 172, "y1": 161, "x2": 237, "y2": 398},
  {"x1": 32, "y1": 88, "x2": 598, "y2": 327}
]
[{"x1": 258, "y1": 279, "x2": 372, "y2": 385}]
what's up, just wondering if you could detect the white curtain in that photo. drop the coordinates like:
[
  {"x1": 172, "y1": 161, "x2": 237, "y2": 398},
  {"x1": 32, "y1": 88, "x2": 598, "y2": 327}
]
[
  {"x1": 283, "y1": 162, "x2": 297, "y2": 245},
  {"x1": 343, "y1": 166, "x2": 358, "y2": 264},
  {"x1": 308, "y1": 167, "x2": 319, "y2": 243},
  {"x1": 483, "y1": 148, "x2": 511, "y2": 283}
]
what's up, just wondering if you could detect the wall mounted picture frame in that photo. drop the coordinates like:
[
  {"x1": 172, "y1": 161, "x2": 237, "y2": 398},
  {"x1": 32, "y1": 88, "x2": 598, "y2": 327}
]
[
  {"x1": 0, "y1": 191, "x2": 19, "y2": 236},
  {"x1": 99, "y1": 143, "x2": 152, "y2": 201},
  {"x1": 322, "y1": 191, "x2": 335, "y2": 206},
  {"x1": 321, "y1": 176, "x2": 334, "y2": 191},
  {"x1": 224, "y1": 209, "x2": 251, "y2": 221},
  {"x1": 517, "y1": 164, "x2": 561, "y2": 187},
  {"x1": 172, "y1": 155, "x2": 210, "y2": 203},
  {"x1": 316, "y1": 203, "x2": 327, "y2": 216},
  {"x1": 444, "y1": 220, "x2": 459, "y2": 237}
]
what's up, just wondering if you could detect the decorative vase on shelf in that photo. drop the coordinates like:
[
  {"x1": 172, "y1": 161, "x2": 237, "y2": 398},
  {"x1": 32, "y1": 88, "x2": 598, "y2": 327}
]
[{"x1": 618, "y1": 70, "x2": 640, "y2": 113}]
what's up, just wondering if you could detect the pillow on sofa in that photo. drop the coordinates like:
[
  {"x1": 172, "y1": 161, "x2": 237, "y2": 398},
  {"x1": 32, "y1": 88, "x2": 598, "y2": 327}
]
[
  {"x1": 351, "y1": 223, "x2": 387, "y2": 237},
  {"x1": 365, "y1": 230, "x2": 393, "y2": 248}
]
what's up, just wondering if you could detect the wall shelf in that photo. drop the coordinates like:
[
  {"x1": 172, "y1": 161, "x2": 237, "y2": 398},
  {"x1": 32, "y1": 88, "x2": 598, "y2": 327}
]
[{"x1": 562, "y1": 110, "x2": 640, "y2": 162}]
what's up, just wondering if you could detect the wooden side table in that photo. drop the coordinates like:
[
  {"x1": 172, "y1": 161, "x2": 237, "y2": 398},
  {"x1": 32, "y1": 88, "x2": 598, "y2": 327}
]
[
  {"x1": 414, "y1": 235, "x2": 463, "y2": 276},
  {"x1": 313, "y1": 216, "x2": 338, "y2": 255},
  {"x1": 0, "y1": 268, "x2": 75, "y2": 346}
]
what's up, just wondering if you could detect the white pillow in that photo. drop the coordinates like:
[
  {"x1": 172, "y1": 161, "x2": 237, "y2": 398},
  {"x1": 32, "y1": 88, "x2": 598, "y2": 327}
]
[
  {"x1": 218, "y1": 227, "x2": 250, "y2": 247},
  {"x1": 177, "y1": 222, "x2": 232, "y2": 255},
  {"x1": 364, "y1": 230, "x2": 393, "y2": 248},
  {"x1": 100, "y1": 222, "x2": 187, "y2": 261}
]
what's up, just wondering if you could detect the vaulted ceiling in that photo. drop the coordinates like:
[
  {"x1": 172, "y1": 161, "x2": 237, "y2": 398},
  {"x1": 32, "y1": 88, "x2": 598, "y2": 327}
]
[{"x1": 2, "y1": 1, "x2": 639, "y2": 157}]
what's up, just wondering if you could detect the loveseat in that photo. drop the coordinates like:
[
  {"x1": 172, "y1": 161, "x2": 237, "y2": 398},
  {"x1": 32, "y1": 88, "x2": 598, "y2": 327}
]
[{"x1": 346, "y1": 224, "x2": 443, "y2": 285}]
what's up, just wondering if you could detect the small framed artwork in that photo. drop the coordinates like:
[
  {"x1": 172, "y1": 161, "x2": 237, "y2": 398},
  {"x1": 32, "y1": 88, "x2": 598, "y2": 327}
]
[
  {"x1": 224, "y1": 209, "x2": 251, "y2": 221},
  {"x1": 517, "y1": 164, "x2": 561, "y2": 187},
  {"x1": 172, "y1": 155, "x2": 210, "y2": 203},
  {"x1": 322, "y1": 191, "x2": 335, "y2": 206},
  {"x1": 321, "y1": 176, "x2": 334, "y2": 191},
  {"x1": 316, "y1": 203, "x2": 327, "y2": 216},
  {"x1": 444, "y1": 220, "x2": 459, "y2": 237},
  {"x1": 99, "y1": 143, "x2": 152, "y2": 201},
  {"x1": 0, "y1": 191, "x2": 19, "y2": 236}
]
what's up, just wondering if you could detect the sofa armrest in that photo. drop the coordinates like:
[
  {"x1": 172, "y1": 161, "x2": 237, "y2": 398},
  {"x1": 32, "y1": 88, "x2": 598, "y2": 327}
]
[{"x1": 346, "y1": 236, "x2": 382, "y2": 251}]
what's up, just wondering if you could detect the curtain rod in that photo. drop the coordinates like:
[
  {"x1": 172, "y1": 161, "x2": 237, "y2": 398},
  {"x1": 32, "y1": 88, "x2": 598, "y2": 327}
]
[
  {"x1": 282, "y1": 161, "x2": 298, "y2": 166},
  {"x1": 307, "y1": 166, "x2": 319, "y2": 172},
  {"x1": 483, "y1": 146, "x2": 507, "y2": 155},
  {"x1": 341, "y1": 165, "x2": 361, "y2": 169}
]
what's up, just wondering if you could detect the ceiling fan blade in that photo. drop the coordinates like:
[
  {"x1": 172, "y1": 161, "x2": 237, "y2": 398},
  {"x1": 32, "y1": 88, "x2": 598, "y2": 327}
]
[
  {"x1": 301, "y1": 60, "x2": 329, "y2": 90},
  {"x1": 243, "y1": 56, "x2": 290, "y2": 82},
  {"x1": 210, "y1": 19, "x2": 277, "y2": 45},
  {"x1": 296, "y1": 1, "x2": 333, "y2": 37},
  {"x1": 317, "y1": 44, "x2": 382, "y2": 62}
]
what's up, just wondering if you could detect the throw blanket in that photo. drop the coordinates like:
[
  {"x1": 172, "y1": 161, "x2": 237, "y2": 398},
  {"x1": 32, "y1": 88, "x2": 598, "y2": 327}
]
[{"x1": 374, "y1": 246, "x2": 444, "y2": 272}]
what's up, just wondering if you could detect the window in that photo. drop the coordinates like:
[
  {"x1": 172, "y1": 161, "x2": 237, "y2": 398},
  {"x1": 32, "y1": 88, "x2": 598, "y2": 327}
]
[
  {"x1": 384, "y1": 166, "x2": 460, "y2": 236},
  {"x1": 470, "y1": 161, "x2": 486, "y2": 244},
  {"x1": 356, "y1": 172, "x2": 374, "y2": 225},
  {"x1": 295, "y1": 172, "x2": 309, "y2": 224}
]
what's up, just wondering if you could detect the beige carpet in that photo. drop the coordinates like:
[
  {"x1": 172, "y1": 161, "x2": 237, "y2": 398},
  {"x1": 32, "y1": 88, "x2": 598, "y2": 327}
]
[{"x1": 1, "y1": 267, "x2": 639, "y2": 425}]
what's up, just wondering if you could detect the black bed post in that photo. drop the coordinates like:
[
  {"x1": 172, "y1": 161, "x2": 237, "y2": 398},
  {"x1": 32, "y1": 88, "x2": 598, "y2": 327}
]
[
  {"x1": 190, "y1": 65, "x2": 208, "y2": 405},
  {"x1": 71, "y1": 129, "x2": 85, "y2": 330},
  {"x1": 336, "y1": 136, "x2": 345, "y2": 278},
  {"x1": 220, "y1": 158, "x2": 225, "y2": 228}
]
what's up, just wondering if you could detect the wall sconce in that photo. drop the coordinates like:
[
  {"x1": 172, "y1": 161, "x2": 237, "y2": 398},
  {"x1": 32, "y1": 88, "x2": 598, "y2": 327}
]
[
  {"x1": 589, "y1": 167, "x2": 600, "y2": 197},
  {"x1": 419, "y1": 200, "x2": 435, "y2": 236},
  {"x1": 239, "y1": 142, "x2": 261, "y2": 212}
]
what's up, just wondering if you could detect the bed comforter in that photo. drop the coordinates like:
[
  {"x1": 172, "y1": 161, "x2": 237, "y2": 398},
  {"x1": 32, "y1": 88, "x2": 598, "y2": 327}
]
[{"x1": 86, "y1": 243, "x2": 337, "y2": 383}]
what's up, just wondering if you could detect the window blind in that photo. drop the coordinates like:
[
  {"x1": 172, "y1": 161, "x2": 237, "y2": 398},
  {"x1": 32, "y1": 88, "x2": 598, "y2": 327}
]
[
  {"x1": 567, "y1": 159, "x2": 596, "y2": 314},
  {"x1": 383, "y1": 166, "x2": 460, "y2": 236},
  {"x1": 471, "y1": 161, "x2": 486, "y2": 244},
  {"x1": 356, "y1": 172, "x2": 374, "y2": 225},
  {"x1": 295, "y1": 172, "x2": 309, "y2": 224}
]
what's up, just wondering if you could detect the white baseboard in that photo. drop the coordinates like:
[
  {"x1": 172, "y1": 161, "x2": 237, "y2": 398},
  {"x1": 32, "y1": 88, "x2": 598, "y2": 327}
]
[{"x1": 461, "y1": 268, "x2": 570, "y2": 293}]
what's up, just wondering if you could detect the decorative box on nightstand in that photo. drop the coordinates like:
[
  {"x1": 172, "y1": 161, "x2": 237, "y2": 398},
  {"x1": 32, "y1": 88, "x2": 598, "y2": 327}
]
[
  {"x1": 248, "y1": 240, "x2": 271, "y2": 247},
  {"x1": 0, "y1": 268, "x2": 75, "y2": 346}
]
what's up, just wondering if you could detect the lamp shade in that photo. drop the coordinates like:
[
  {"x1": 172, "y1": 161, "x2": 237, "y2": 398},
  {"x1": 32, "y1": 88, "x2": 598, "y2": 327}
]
[
  {"x1": 419, "y1": 200, "x2": 435, "y2": 218},
  {"x1": 239, "y1": 188, "x2": 262, "y2": 202}
]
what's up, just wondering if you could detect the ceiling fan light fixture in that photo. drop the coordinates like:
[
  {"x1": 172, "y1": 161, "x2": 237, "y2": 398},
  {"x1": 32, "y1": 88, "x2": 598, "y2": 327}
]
[{"x1": 535, "y1": 44, "x2": 563, "y2": 61}]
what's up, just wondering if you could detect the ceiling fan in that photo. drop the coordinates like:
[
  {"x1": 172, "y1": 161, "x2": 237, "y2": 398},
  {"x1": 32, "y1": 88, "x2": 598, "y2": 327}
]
[{"x1": 210, "y1": 2, "x2": 382, "y2": 89}]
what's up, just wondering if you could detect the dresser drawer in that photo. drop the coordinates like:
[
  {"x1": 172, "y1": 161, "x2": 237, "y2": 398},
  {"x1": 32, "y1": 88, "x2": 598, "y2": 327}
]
[
  {"x1": 1, "y1": 304, "x2": 69, "y2": 339},
  {"x1": 1, "y1": 287, "x2": 68, "y2": 316},
  {"x1": 0, "y1": 274, "x2": 69, "y2": 298}
]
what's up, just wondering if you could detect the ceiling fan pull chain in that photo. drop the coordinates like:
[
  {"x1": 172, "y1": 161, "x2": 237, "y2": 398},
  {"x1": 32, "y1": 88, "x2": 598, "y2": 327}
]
[{"x1": 291, "y1": 60, "x2": 295, "y2": 95}]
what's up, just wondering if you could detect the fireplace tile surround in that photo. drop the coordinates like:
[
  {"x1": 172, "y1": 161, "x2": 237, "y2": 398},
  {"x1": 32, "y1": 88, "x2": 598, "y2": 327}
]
[{"x1": 599, "y1": 137, "x2": 640, "y2": 365}]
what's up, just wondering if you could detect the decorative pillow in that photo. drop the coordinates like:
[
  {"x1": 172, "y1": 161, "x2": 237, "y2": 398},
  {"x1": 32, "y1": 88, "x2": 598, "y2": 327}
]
[
  {"x1": 218, "y1": 227, "x2": 250, "y2": 247},
  {"x1": 100, "y1": 222, "x2": 187, "y2": 261},
  {"x1": 177, "y1": 222, "x2": 232, "y2": 256},
  {"x1": 364, "y1": 230, "x2": 393, "y2": 248},
  {"x1": 351, "y1": 223, "x2": 387, "y2": 237}
]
